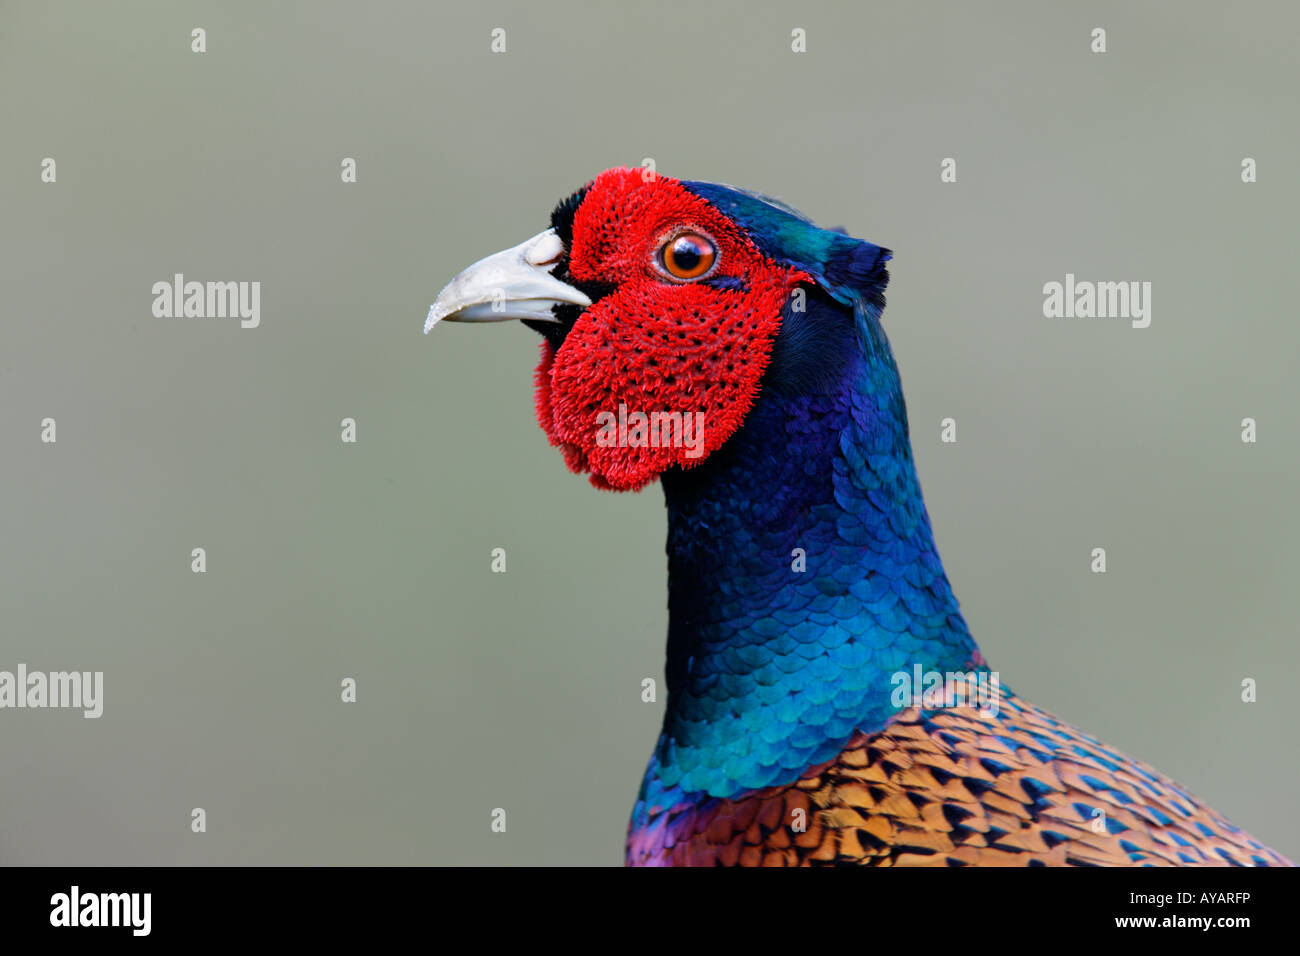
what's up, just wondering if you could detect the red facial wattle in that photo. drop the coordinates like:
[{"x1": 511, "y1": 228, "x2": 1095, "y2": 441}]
[{"x1": 533, "y1": 169, "x2": 810, "y2": 491}]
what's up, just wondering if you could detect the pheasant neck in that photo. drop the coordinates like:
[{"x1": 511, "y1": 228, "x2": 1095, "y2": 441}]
[{"x1": 652, "y1": 303, "x2": 984, "y2": 800}]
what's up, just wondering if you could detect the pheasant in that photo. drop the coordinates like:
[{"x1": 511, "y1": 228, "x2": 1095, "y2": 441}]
[{"x1": 425, "y1": 167, "x2": 1290, "y2": 867}]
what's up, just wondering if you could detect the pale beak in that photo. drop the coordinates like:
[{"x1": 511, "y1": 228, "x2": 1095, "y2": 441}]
[{"x1": 424, "y1": 228, "x2": 592, "y2": 333}]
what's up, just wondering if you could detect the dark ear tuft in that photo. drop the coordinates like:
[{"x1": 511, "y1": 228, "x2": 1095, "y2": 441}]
[
  {"x1": 680, "y1": 179, "x2": 891, "y2": 312},
  {"x1": 825, "y1": 236, "x2": 891, "y2": 311}
]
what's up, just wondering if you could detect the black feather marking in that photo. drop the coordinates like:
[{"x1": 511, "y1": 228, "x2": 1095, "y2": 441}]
[
  {"x1": 550, "y1": 184, "x2": 590, "y2": 246},
  {"x1": 522, "y1": 183, "x2": 614, "y2": 349}
]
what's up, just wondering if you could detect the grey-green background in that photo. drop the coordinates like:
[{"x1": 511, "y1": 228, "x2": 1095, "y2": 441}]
[{"x1": 2, "y1": 1, "x2": 1296, "y2": 865}]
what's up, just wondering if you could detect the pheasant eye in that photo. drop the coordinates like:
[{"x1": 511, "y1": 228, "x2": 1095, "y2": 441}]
[{"x1": 659, "y1": 232, "x2": 717, "y2": 280}]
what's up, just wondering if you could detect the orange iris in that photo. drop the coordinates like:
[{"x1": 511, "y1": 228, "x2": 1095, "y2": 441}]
[{"x1": 660, "y1": 232, "x2": 717, "y2": 280}]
